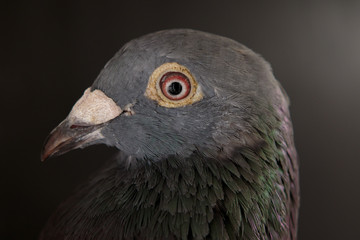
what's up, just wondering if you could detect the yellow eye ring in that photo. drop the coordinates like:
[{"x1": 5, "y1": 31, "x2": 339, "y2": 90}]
[{"x1": 145, "y1": 62, "x2": 203, "y2": 108}]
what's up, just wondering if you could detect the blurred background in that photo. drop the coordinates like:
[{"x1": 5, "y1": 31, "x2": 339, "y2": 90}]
[{"x1": 2, "y1": 0, "x2": 359, "y2": 239}]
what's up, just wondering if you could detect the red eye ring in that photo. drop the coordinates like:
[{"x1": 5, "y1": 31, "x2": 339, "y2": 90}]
[{"x1": 160, "y1": 72, "x2": 191, "y2": 100}]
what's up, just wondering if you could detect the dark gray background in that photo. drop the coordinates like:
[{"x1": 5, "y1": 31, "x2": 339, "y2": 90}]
[{"x1": 2, "y1": 0, "x2": 359, "y2": 239}]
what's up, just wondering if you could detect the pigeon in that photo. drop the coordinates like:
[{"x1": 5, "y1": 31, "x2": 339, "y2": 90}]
[{"x1": 41, "y1": 29, "x2": 299, "y2": 240}]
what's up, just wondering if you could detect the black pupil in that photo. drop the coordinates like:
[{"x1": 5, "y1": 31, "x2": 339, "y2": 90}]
[{"x1": 168, "y1": 82, "x2": 182, "y2": 95}]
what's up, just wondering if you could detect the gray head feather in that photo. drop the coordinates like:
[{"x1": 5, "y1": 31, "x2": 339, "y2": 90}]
[{"x1": 93, "y1": 29, "x2": 288, "y2": 160}]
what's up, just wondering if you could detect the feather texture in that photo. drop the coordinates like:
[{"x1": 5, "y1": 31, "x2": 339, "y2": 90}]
[{"x1": 41, "y1": 104, "x2": 298, "y2": 239}]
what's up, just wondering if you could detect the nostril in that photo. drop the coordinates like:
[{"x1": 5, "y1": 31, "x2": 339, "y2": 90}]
[{"x1": 70, "y1": 124, "x2": 90, "y2": 129}]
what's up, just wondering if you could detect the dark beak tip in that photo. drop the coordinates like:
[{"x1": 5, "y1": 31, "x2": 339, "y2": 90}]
[
  {"x1": 40, "y1": 143, "x2": 53, "y2": 162},
  {"x1": 40, "y1": 151, "x2": 50, "y2": 162},
  {"x1": 40, "y1": 133, "x2": 56, "y2": 162},
  {"x1": 40, "y1": 155, "x2": 46, "y2": 162},
  {"x1": 40, "y1": 125, "x2": 68, "y2": 162}
]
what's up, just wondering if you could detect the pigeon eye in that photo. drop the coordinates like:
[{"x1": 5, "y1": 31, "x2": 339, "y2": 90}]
[
  {"x1": 145, "y1": 62, "x2": 203, "y2": 108},
  {"x1": 160, "y1": 72, "x2": 191, "y2": 100}
]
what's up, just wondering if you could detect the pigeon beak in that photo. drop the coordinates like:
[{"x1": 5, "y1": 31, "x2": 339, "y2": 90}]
[
  {"x1": 41, "y1": 87, "x2": 123, "y2": 161},
  {"x1": 41, "y1": 120, "x2": 104, "y2": 161}
]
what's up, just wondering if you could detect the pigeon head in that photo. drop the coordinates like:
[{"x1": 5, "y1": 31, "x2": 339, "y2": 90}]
[
  {"x1": 42, "y1": 29, "x2": 285, "y2": 161},
  {"x1": 40, "y1": 30, "x2": 299, "y2": 240}
]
